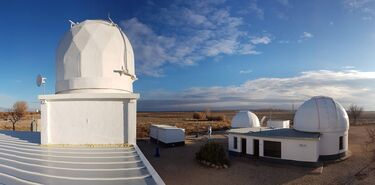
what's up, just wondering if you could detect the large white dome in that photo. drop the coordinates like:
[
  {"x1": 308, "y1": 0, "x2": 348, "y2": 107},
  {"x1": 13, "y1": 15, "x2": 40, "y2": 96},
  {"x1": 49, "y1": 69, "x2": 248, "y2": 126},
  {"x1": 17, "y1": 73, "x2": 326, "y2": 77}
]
[
  {"x1": 231, "y1": 111, "x2": 260, "y2": 128},
  {"x1": 56, "y1": 20, "x2": 136, "y2": 94},
  {"x1": 294, "y1": 96, "x2": 349, "y2": 133}
]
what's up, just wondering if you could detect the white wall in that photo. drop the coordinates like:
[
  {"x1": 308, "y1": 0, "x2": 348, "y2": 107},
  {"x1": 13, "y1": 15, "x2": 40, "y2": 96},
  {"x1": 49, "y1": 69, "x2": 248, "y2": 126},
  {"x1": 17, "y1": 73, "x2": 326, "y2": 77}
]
[
  {"x1": 158, "y1": 129, "x2": 185, "y2": 144},
  {"x1": 267, "y1": 120, "x2": 290, "y2": 128},
  {"x1": 228, "y1": 135, "x2": 241, "y2": 153},
  {"x1": 280, "y1": 138, "x2": 319, "y2": 162},
  {"x1": 319, "y1": 131, "x2": 348, "y2": 156},
  {"x1": 150, "y1": 126, "x2": 185, "y2": 144},
  {"x1": 40, "y1": 94, "x2": 138, "y2": 145},
  {"x1": 228, "y1": 134, "x2": 319, "y2": 162}
]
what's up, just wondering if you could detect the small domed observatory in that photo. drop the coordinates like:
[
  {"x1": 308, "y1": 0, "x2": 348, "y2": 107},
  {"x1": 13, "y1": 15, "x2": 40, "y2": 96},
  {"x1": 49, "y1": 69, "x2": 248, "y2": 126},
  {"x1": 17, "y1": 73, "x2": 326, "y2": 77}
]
[
  {"x1": 294, "y1": 96, "x2": 349, "y2": 159},
  {"x1": 228, "y1": 96, "x2": 349, "y2": 165},
  {"x1": 231, "y1": 111, "x2": 260, "y2": 128},
  {"x1": 39, "y1": 20, "x2": 139, "y2": 145}
]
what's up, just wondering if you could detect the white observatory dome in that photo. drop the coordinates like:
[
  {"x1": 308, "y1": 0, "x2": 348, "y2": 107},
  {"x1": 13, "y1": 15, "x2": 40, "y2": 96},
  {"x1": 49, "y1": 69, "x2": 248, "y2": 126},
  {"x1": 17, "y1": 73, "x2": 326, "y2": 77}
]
[
  {"x1": 56, "y1": 20, "x2": 136, "y2": 94},
  {"x1": 293, "y1": 96, "x2": 349, "y2": 133},
  {"x1": 231, "y1": 111, "x2": 260, "y2": 128}
]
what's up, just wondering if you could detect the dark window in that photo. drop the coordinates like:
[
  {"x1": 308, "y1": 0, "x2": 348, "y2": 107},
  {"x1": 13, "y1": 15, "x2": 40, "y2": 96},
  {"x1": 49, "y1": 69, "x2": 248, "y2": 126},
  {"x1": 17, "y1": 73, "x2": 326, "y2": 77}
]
[
  {"x1": 253, "y1": 139, "x2": 259, "y2": 157},
  {"x1": 241, "y1": 138, "x2": 247, "y2": 154},
  {"x1": 339, "y1": 136, "x2": 343, "y2": 150},
  {"x1": 233, "y1": 137, "x2": 238, "y2": 149},
  {"x1": 264, "y1": 141, "x2": 281, "y2": 158}
]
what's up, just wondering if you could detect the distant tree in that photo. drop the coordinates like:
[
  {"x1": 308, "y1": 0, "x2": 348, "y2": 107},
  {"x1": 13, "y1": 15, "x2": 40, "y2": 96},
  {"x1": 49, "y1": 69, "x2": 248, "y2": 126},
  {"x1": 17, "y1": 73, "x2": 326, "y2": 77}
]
[
  {"x1": 193, "y1": 112, "x2": 206, "y2": 120},
  {"x1": 8, "y1": 101, "x2": 28, "y2": 131},
  {"x1": 366, "y1": 128, "x2": 375, "y2": 153},
  {"x1": 348, "y1": 104, "x2": 364, "y2": 125},
  {"x1": 367, "y1": 128, "x2": 375, "y2": 144}
]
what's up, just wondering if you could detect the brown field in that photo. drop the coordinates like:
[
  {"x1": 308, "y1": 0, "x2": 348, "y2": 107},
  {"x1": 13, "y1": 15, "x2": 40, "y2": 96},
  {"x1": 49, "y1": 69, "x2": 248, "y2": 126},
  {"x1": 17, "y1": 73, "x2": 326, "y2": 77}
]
[
  {"x1": 0, "y1": 111, "x2": 375, "y2": 184},
  {"x1": 137, "y1": 110, "x2": 295, "y2": 138},
  {"x1": 1, "y1": 110, "x2": 374, "y2": 137}
]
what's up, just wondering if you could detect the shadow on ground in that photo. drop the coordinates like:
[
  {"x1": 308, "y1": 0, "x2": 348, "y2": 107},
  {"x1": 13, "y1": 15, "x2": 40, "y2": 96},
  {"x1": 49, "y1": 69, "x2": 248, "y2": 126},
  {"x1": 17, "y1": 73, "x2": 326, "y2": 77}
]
[{"x1": 0, "y1": 130, "x2": 41, "y2": 144}]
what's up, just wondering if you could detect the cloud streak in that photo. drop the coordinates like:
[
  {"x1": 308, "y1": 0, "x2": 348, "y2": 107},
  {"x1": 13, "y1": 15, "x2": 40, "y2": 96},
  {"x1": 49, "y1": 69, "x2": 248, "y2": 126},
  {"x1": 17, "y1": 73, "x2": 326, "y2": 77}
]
[
  {"x1": 345, "y1": 0, "x2": 375, "y2": 20},
  {"x1": 139, "y1": 70, "x2": 375, "y2": 111},
  {"x1": 122, "y1": 1, "x2": 270, "y2": 77}
]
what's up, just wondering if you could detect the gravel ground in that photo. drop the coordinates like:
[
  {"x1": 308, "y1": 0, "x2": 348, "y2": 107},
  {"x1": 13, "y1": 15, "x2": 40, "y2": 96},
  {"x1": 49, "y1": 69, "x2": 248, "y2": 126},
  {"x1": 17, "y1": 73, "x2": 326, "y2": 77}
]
[{"x1": 138, "y1": 125, "x2": 375, "y2": 185}]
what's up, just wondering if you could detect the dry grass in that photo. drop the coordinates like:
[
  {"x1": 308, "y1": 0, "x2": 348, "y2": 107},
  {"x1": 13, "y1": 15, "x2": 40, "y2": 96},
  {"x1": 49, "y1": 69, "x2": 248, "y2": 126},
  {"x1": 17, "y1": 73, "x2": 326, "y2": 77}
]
[
  {"x1": 137, "y1": 111, "x2": 295, "y2": 138},
  {"x1": 0, "y1": 112, "x2": 40, "y2": 131}
]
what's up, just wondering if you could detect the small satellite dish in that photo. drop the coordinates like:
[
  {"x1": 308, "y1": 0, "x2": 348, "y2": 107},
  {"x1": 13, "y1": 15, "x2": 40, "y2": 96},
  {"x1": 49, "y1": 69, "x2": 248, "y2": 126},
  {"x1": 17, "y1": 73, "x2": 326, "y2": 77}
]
[
  {"x1": 36, "y1": 74, "x2": 44, "y2": 87},
  {"x1": 36, "y1": 74, "x2": 47, "y2": 94}
]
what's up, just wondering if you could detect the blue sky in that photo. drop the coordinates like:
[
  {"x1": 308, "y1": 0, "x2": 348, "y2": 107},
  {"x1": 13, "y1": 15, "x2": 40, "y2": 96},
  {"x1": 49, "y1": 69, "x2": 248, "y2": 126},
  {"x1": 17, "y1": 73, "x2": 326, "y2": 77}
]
[{"x1": 1, "y1": 0, "x2": 375, "y2": 111}]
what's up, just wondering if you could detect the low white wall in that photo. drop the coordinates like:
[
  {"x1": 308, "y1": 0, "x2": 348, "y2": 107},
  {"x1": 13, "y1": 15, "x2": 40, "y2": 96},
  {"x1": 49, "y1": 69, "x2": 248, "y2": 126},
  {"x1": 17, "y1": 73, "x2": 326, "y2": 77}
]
[
  {"x1": 149, "y1": 126, "x2": 158, "y2": 139},
  {"x1": 228, "y1": 134, "x2": 319, "y2": 162},
  {"x1": 39, "y1": 93, "x2": 138, "y2": 145},
  {"x1": 158, "y1": 129, "x2": 184, "y2": 143},
  {"x1": 319, "y1": 131, "x2": 348, "y2": 156},
  {"x1": 267, "y1": 120, "x2": 290, "y2": 128},
  {"x1": 150, "y1": 125, "x2": 185, "y2": 144},
  {"x1": 228, "y1": 134, "x2": 240, "y2": 153},
  {"x1": 280, "y1": 138, "x2": 319, "y2": 162}
]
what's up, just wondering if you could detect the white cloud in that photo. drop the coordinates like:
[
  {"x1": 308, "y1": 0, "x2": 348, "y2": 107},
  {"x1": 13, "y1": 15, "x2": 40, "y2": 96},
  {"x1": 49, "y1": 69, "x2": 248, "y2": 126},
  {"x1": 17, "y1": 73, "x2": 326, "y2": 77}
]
[
  {"x1": 277, "y1": 0, "x2": 292, "y2": 8},
  {"x1": 276, "y1": 11, "x2": 289, "y2": 20},
  {"x1": 343, "y1": 66, "x2": 356, "y2": 69},
  {"x1": 298, "y1": 32, "x2": 314, "y2": 43},
  {"x1": 139, "y1": 70, "x2": 375, "y2": 111},
  {"x1": 301, "y1": 32, "x2": 314, "y2": 39},
  {"x1": 362, "y1": 16, "x2": 373, "y2": 20},
  {"x1": 251, "y1": 36, "x2": 271, "y2": 45},
  {"x1": 248, "y1": 1, "x2": 264, "y2": 20},
  {"x1": 278, "y1": 40, "x2": 290, "y2": 44},
  {"x1": 122, "y1": 1, "x2": 266, "y2": 77},
  {"x1": 345, "y1": 0, "x2": 375, "y2": 20},
  {"x1": 279, "y1": 32, "x2": 313, "y2": 44},
  {"x1": 240, "y1": 70, "x2": 252, "y2": 74}
]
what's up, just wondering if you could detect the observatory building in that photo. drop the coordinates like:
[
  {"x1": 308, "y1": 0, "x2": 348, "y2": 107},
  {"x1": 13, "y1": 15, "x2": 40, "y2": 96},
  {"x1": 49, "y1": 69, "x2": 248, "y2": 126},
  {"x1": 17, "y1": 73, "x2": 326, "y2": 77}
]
[
  {"x1": 231, "y1": 111, "x2": 260, "y2": 128},
  {"x1": 0, "y1": 20, "x2": 165, "y2": 185},
  {"x1": 39, "y1": 20, "x2": 139, "y2": 145},
  {"x1": 228, "y1": 96, "x2": 349, "y2": 165}
]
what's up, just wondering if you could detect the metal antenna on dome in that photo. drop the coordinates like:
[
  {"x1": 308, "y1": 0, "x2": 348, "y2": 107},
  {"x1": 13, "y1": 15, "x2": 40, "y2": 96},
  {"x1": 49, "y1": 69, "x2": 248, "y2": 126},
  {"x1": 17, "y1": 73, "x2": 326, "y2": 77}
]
[
  {"x1": 108, "y1": 13, "x2": 115, "y2": 25},
  {"x1": 68, "y1": 20, "x2": 76, "y2": 28}
]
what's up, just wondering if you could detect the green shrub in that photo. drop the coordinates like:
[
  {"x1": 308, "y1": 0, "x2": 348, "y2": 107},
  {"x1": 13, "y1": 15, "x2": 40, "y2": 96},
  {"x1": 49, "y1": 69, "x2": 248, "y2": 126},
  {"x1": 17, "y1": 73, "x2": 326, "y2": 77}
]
[{"x1": 196, "y1": 142, "x2": 229, "y2": 166}]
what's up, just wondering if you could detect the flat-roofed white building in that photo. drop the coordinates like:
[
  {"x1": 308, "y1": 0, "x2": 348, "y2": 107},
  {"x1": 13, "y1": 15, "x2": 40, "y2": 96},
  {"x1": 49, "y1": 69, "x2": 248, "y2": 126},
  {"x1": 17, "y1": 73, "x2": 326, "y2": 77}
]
[
  {"x1": 228, "y1": 96, "x2": 349, "y2": 166},
  {"x1": 149, "y1": 124, "x2": 185, "y2": 147},
  {"x1": 267, "y1": 120, "x2": 290, "y2": 129}
]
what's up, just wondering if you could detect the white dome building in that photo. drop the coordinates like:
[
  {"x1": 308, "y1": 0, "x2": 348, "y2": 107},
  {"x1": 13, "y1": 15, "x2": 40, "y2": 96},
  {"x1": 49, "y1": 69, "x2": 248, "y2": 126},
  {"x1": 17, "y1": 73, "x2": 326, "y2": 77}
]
[
  {"x1": 294, "y1": 96, "x2": 349, "y2": 159},
  {"x1": 56, "y1": 20, "x2": 136, "y2": 94},
  {"x1": 231, "y1": 111, "x2": 260, "y2": 128},
  {"x1": 39, "y1": 20, "x2": 139, "y2": 145},
  {"x1": 227, "y1": 96, "x2": 349, "y2": 165}
]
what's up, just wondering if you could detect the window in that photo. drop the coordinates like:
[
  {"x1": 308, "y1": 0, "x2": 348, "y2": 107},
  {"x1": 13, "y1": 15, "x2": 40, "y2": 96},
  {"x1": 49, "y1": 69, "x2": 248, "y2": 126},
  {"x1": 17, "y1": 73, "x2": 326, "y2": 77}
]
[
  {"x1": 264, "y1": 141, "x2": 281, "y2": 158},
  {"x1": 339, "y1": 136, "x2": 343, "y2": 150},
  {"x1": 233, "y1": 137, "x2": 238, "y2": 149}
]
